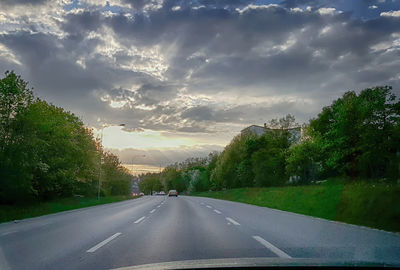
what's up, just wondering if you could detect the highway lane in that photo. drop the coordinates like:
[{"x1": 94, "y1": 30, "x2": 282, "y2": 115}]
[
  {"x1": 187, "y1": 196, "x2": 400, "y2": 264},
  {"x1": 0, "y1": 196, "x2": 165, "y2": 270},
  {"x1": 0, "y1": 195, "x2": 399, "y2": 270}
]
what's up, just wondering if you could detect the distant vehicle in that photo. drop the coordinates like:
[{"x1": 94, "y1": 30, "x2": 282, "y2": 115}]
[
  {"x1": 139, "y1": 192, "x2": 144, "y2": 196},
  {"x1": 168, "y1": 190, "x2": 178, "y2": 197},
  {"x1": 158, "y1": 191, "x2": 166, "y2": 196}
]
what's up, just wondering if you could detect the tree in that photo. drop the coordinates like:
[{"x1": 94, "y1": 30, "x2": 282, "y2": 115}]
[
  {"x1": 251, "y1": 131, "x2": 290, "y2": 187},
  {"x1": 0, "y1": 71, "x2": 34, "y2": 147},
  {"x1": 268, "y1": 114, "x2": 298, "y2": 129},
  {"x1": 211, "y1": 133, "x2": 256, "y2": 189},
  {"x1": 286, "y1": 138, "x2": 321, "y2": 184},
  {"x1": 309, "y1": 86, "x2": 400, "y2": 180},
  {"x1": 0, "y1": 71, "x2": 131, "y2": 203},
  {"x1": 0, "y1": 71, "x2": 35, "y2": 202},
  {"x1": 139, "y1": 173, "x2": 163, "y2": 194}
]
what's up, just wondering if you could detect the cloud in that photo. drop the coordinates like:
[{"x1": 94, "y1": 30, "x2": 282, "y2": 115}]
[
  {"x1": 108, "y1": 144, "x2": 223, "y2": 166},
  {"x1": 380, "y1": 10, "x2": 400, "y2": 17},
  {"x1": 1, "y1": 0, "x2": 400, "y2": 166},
  {"x1": 0, "y1": 0, "x2": 49, "y2": 6},
  {"x1": 317, "y1": 7, "x2": 338, "y2": 15}
]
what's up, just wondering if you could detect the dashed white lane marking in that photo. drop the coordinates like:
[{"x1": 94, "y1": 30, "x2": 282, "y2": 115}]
[
  {"x1": 252, "y1": 236, "x2": 292, "y2": 258},
  {"x1": 157, "y1": 205, "x2": 161, "y2": 208},
  {"x1": 213, "y1": 209, "x2": 222, "y2": 214},
  {"x1": 206, "y1": 205, "x2": 212, "y2": 209},
  {"x1": 86, "y1": 233, "x2": 122, "y2": 253},
  {"x1": 1, "y1": 231, "x2": 17, "y2": 236},
  {"x1": 150, "y1": 209, "x2": 156, "y2": 214},
  {"x1": 225, "y1": 217, "x2": 240, "y2": 225},
  {"x1": 134, "y1": 216, "x2": 146, "y2": 224}
]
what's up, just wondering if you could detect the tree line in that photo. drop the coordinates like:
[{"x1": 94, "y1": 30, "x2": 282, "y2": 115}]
[
  {"x1": 0, "y1": 71, "x2": 132, "y2": 204},
  {"x1": 139, "y1": 86, "x2": 400, "y2": 193}
]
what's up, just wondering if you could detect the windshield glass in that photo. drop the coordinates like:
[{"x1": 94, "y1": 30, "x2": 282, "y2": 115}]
[{"x1": 0, "y1": 0, "x2": 399, "y2": 269}]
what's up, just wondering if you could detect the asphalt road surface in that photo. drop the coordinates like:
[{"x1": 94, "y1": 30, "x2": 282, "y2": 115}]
[{"x1": 0, "y1": 195, "x2": 399, "y2": 269}]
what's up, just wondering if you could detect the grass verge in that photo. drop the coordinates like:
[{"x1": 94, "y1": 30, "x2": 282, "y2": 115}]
[
  {"x1": 0, "y1": 195, "x2": 135, "y2": 223},
  {"x1": 192, "y1": 181, "x2": 400, "y2": 232}
]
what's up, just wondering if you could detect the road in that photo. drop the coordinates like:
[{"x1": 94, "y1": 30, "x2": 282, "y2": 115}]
[{"x1": 0, "y1": 195, "x2": 399, "y2": 269}]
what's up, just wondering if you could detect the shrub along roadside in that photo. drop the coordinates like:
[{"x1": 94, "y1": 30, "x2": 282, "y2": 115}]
[
  {"x1": 192, "y1": 181, "x2": 400, "y2": 232},
  {"x1": 0, "y1": 195, "x2": 135, "y2": 223}
]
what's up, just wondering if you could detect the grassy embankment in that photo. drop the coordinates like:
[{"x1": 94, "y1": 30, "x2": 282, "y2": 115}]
[
  {"x1": 0, "y1": 195, "x2": 135, "y2": 223},
  {"x1": 193, "y1": 180, "x2": 400, "y2": 232}
]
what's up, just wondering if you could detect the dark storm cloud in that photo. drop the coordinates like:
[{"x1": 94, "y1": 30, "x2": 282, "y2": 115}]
[
  {"x1": 61, "y1": 10, "x2": 102, "y2": 41},
  {"x1": 135, "y1": 84, "x2": 178, "y2": 106},
  {"x1": 181, "y1": 106, "x2": 214, "y2": 121},
  {"x1": 180, "y1": 101, "x2": 315, "y2": 124},
  {"x1": 0, "y1": 0, "x2": 399, "y2": 132}
]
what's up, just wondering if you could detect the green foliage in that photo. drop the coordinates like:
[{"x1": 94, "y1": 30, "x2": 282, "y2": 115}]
[
  {"x1": 138, "y1": 173, "x2": 163, "y2": 194},
  {"x1": 0, "y1": 71, "x2": 35, "y2": 202},
  {"x1": 252, "y1": 131, "x2": 291, "y2": 186},
  {"x1": 211, "y1": 115, "x2": 298, "y2": 189},
  {"x1": 162, "y1": 166, "x2": 186, "y2": 192},
  {"x1": 211, "y1": 133, "x2": 256, "y2": 189},
  {"x1": 336, "y1": 182, "x2": 400, "y2": 231},
  {"x1": 101, "y1": 152, "x2": 132, "y2": 196},
  {"x1": 310, "y1": 86, "x2": 400, "y2": 180},
  {"x1": 139, "y1": 153, "x2": 219, "y2": 194},
  {"x1": 0, "y1": 71, "x2": 131, "y2": 204},
  {"x1": 286, "y1": 137, "x2": 321, "y2": 184},
  {"x1": 193, "y1": 181, "x2": 400, "y2": 232},
  {"x1": 17, "y1": 100, "x2": 98, "y2": 199}
]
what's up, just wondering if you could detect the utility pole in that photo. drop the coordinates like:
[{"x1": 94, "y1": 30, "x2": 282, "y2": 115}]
[
  {"x1": 97, "y1": 123, "x2": 125, "y2": 200},
  {"x1": 97, "y1": 126, "x2": 104, "y2": 201}
]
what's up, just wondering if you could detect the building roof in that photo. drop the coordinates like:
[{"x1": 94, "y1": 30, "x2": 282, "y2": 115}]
[{"x1": 241, "y1": 125, "x2": 301, "y2": 132}]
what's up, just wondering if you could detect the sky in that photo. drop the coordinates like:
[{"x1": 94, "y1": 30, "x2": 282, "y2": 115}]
[{"x1": 0, "y1": 0, "x2": 399, "y2": 171}]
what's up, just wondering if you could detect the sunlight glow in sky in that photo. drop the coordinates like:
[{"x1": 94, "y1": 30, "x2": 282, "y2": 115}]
[
  {"x1": 94, "y1": 126, "x2": 229, "y2": 151},
  {"x1": 96, "y1": 126, "x2": 199, "y2": 150}
]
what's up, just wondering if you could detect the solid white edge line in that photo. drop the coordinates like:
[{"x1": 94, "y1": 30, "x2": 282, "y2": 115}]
[
  {"x1": 150, "y1": 209, "x2": 156, "y2": 213},
  {"x1": 134, "y1": 216, "x2": 146, "y2": 224},
  {"x1": 252, "y1": 236, "x2": 292, "y2": 258},
  {"x1": 86, "y1": 233, "x2": 122, "y2": 253},
  {"x1": 213, "y1": 209, "x2": 222, "y2": 214},
  {"x1": 206, "y1": 205, "x2": 212, "y2": 209},
  {"x1": 225, "y1": 217, "x2": 240, "y2": 225}
]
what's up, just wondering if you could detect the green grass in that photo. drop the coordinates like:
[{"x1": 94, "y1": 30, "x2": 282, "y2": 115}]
[
  {"x1": 192, "y1": 181, "x2": 400, "y2": 232},
  {"x1": 0, "y1": 195, "x2": 135, "y2": 223}
]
